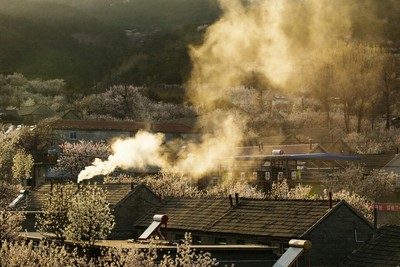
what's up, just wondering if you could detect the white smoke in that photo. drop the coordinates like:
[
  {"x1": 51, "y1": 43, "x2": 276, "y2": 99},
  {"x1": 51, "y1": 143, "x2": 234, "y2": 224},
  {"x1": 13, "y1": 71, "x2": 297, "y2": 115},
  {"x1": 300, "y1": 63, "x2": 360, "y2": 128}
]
[
  {"x1": 77, "y1": 131, "x2": 168, "y2": 183},
  {"x1": 77, "y1": 0, "x2": 385, "y2": 182}
]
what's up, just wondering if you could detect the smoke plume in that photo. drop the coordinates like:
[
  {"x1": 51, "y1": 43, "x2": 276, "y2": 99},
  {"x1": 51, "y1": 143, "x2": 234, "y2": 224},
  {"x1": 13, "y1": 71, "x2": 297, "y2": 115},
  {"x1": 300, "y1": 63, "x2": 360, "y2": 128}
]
[
  {"x1": 78, "y1": 131, "x2": 168, "y2": 183},
  {"x1": 78, "y1": 0, "x2": 389, "y2": 182}
]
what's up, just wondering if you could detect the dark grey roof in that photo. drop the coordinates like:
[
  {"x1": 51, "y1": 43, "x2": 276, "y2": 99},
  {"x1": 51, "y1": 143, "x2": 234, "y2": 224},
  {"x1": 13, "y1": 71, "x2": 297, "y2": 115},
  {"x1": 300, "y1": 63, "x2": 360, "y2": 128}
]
[
  {"x1": 359, "y1": 154, "x2": 397, "y2": 169},
  {"x1": 341, "y1": 225, "x2": 400, "y2": 266},
  {"x1": 18, "y1": 183, "x2": 142, "y2": 211},
  {"x1": 134, "y1": 198, "x2": 339, "y2": 238}
]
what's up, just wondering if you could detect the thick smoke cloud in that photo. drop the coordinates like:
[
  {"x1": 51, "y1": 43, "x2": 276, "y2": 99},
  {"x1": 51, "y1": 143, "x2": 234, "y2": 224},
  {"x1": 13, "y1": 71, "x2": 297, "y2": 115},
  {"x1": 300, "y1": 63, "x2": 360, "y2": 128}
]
[{"x1": 78, "y1": 0, "x2": 390, "y2": 182}]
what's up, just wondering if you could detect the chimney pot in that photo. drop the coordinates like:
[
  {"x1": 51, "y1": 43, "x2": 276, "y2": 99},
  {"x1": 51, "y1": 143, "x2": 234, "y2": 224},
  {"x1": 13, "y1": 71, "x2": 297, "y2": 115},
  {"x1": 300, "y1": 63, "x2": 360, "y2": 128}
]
[
  {"x1": 229, "y1": 194, "x2": 233, "y2": 207},
  {"x1": 235, "y1": 192, "x2": 239, "y2": 206}
]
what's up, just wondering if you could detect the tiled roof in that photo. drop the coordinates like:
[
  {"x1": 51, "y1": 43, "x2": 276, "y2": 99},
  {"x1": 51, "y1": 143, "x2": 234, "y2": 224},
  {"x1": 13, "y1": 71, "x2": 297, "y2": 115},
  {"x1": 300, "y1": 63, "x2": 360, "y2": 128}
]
[
  {"x1": 134, "y1": 198, "x2": 335, "y2": 238},
  {"x1": 18, "y1": 104, "x2": 55, "y2": 116},
  {"x1": 287, "y1": 127, "x2": 345, "y2": 144},
  {"x1": 341, "y1": 225, "x2": 400, "y2": 266},
  {"x1": 17, "y1": 105, "x2": 43, "y2": 116},
  {"x1": 20, "y1": 183, "x2": 139, "y2": 211},
  {"x1": 359, "y1": 154, "x2": 396, "y2": 169},
  {"x1": 258, "y1": 135, "x2": 300, "y2": 145},
  {"x1": 50, "y1": 120, "x2": 198, "y2": 134},
  {"x1": 231, "y1": 143, "x2": 325, "y2": 156},
  {"x1": 51, "y1": 120, "x2": 149, "y2": 131}
]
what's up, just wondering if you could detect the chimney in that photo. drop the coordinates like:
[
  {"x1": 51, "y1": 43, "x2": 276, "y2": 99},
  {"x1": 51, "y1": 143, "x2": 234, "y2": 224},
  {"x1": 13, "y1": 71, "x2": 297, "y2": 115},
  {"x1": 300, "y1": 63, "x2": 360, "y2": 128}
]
[
  {"x1": 328, "y1": 191, "x2": 333, "y2": 209},
  {"x1": 235, "y1": 192, "x2": 239, "y2": 206},
  {"x1": 131, "y1": 182, "x2": 134, "y2": 190},
  {"x1": 373, "y1": 207, "x2": 378, "y2": 232},
  {"x1": 229, "y1": 194, "x2": 233, "y2": 207}
]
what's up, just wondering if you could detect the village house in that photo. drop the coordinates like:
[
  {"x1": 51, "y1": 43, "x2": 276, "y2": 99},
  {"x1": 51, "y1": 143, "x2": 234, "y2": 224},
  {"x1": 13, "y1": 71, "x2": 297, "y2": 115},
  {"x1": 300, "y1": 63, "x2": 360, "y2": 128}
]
[
  {"x1": 134, "y1": 196, "x2": 374, "y2": 267},
  {"x1": 17, "y1": 104, "x2": 57, "y2": 124},
  {"x1": 50, "y1": 119, "x2": 200, "y2": 143},
  {"x1": 284, "y1": 127, "x2": 354, "y2": 155},
  {"x1": 13, "y1": 182, "x2": 161, "y2": 239},
  {"x1": 341, "y1": 225, "x2": 400, "y2": 266},
  {"x1": 215, "y1": 143, "x2": 359, "y2": 194}
]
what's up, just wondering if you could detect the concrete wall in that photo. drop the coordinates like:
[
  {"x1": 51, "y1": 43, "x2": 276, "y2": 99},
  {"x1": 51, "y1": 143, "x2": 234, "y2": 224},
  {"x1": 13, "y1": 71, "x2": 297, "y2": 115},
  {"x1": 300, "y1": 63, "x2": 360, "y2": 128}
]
[{"x1": 56, "y1": 129, "x2": 132, "y2": 142}]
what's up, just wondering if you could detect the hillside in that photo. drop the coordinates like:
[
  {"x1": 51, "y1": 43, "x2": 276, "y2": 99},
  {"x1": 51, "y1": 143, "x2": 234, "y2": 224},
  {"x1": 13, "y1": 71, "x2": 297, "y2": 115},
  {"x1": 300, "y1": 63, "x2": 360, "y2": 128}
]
[{"x1": 0, "y1": 0, "x2": 220, "y2": 93}]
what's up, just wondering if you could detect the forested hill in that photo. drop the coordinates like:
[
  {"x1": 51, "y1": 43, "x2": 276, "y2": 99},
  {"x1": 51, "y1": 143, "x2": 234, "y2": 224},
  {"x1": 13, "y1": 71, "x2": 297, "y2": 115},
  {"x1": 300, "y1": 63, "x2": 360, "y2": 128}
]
[{"x1": 0, "y1": 0, "x2": 221, "y2": 93}]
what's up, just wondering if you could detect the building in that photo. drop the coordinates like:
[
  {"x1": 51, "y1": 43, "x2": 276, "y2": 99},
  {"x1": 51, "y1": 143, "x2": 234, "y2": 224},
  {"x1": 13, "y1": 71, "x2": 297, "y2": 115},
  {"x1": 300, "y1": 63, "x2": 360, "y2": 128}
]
[
  {"x1": 17, "y1": 104, "x2": 56, "y2": 124},
  {"x1": 13, "y1": 182, "x2": 160, "y2": 239},
  {"x1": 50, "y1": 119, "x2": 200, "y2": 143},
  {"x1": 216, "y1": 144, "x2": 360, "y2": 193},
  {"x1": 341, "y1": 225, "x2": 400, "y2": 266},
  {"x1": 134, "y1": 196, "x2": 374, "y2": 267}
]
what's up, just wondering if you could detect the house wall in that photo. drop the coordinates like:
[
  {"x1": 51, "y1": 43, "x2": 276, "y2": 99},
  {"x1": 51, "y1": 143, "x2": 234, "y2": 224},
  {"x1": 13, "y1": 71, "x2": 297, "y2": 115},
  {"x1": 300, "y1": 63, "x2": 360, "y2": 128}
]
[
  {"x1": 55, "y1": 129, "x2": 132, "y2": 142},
  {"x1": 304, "y1": 205, "x2": 374, "y2": 267},
  {"x1": 112, "y1": 186, "x2": 161, "y2": 239}
]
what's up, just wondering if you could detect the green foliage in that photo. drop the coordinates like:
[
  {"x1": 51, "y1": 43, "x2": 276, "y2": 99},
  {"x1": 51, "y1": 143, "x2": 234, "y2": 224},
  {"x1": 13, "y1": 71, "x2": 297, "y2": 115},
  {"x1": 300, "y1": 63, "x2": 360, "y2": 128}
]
[{"x1": 0, "y1": 0, "x2": 220, "y2": 93}]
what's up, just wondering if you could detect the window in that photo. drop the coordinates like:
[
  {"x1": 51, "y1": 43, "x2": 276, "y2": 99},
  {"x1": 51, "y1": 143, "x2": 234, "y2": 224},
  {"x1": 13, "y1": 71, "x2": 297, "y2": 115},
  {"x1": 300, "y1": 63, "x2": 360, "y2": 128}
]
[{"x1": 69, "y1": 131, "x2": 77, "y2": 140}]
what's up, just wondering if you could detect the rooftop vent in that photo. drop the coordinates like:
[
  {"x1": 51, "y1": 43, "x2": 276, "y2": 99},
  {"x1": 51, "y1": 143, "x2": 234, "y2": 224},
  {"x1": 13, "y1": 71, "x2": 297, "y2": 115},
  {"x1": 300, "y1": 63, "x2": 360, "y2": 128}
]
[{"x1": 272, "y1": 149, "x2": 284, "y2": 155}]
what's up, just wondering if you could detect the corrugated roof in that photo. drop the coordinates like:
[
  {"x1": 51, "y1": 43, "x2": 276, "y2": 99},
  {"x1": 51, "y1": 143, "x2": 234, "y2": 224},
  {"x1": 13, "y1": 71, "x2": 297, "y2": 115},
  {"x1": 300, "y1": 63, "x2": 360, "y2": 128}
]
[
  {"x1": 232, "y1": 144, "x2": 326, "y2": 157},
  {"x1": 134, "y1": 198, "x2": 335, "y2": 238},
  {"x1": 341, "y1": 225, "x2": 400, "y2": 266}
]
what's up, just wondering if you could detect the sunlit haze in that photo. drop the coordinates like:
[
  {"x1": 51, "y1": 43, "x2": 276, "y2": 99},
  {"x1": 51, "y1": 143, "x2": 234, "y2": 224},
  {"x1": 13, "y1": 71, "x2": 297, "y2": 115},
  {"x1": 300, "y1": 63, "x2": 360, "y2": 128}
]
[{"x1": 78, "y1": 0, "x2": 388, "y2": 182}]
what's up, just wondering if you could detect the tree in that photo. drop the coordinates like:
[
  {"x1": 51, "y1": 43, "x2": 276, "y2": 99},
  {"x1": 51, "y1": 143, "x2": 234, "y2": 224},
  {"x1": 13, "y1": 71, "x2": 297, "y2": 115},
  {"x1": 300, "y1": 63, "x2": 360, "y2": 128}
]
[
  {"x1": 324, "y1": 163, "x2": 397, "y2": 202},
  {"x1": 322, "y1": 189, "x2": 374, "y2": 222},
  {"x1": 35, "y1": 183, "x2": 76, "y2": 239},
  {"x1": 158, "y1": 233, "x2": 218, "y2": 267},
  {"x1": 12, "y1": 149, "x2": 34, "y2": 184},
  {"x1": 0, "y1": 240, "x2": 87, "y2": 267},
  {"x1": 206, "y1": 174, "x2": 266, "y2": 199},
  {"x1": 0, "y1": 73, "x2": 68, "y2": 110},
  {"x1": 377, "y1": 51, "x2": 400, "y2": 130},
  {"x1": 64, "y1": 184, "x2": 115, "y2": 246},
  {"x1": 267, "y1": 179, "x2": 315, "y2": 200},
  {"x1": 305, "y1": 42, "x2": 388, "y2": 133},
  {"x1": 0, "y1": 181, "x2": 25, "y2": 241},
  {"x1": 0, "y1": 129, "x2": 20, "y2": 183},
  {"x1": 52, "y1": 140, "x2": 110, "y2": 179},
  {"x1": 16, "y1": 118, "x2": 61, "y2": 163},
  {"x1": 140, "y1": 170, "x2": 204, "y2": 199},
  {"x1": 76, "y1": 85, "x2": 195, "y2": 121}
]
